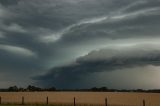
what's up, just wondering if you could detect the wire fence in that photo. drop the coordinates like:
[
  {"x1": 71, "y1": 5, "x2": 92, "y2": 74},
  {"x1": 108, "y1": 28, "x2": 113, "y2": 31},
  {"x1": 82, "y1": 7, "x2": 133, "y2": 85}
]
[{"x1": 0, "y1": 96, "x2": 153, "y2": 106}]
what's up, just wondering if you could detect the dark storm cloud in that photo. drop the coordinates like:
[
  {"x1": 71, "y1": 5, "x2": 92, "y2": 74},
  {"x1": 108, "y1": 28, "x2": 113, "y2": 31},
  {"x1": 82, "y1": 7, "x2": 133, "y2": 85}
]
[
  {"x1": 0, "y1": 0, "x2": 126, "y2": 31},
  {"x1": 0, "y1": 0, "x2": 19, "y2": 6},
  {"x1": 55, "y1": 2, "x2": 160, "y2": 44},
  {"x1": 0, "y1": 0, "x2": 134, "y2": 71},
  {"x1": 0, "y1": 0, "x2": 160, "y2": 88},
  {"x1": 33, "y1": 44, "x2": 160, "y2": 88}
]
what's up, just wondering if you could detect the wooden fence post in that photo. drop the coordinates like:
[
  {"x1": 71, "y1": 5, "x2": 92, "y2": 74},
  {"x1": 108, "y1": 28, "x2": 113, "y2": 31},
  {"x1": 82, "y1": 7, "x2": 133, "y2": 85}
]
[
  {"x1": 143, "y1": 99, "x2": 145, "y2": 106},
  {"x1": 105, "y1": 98, "x2": 108, "y2": 106},
  {"x1": 22, "y1": 96, "x2": 24, "y2": 105},
  {"x1": 0, "y1": 96, "x2": 1, "y2": 104},
  {"x1": 74, "y1": 97, "x2": 76, "y2": 106},
  {"x1": 46, "y1": 96, "x2": 48, "y2": 105}
]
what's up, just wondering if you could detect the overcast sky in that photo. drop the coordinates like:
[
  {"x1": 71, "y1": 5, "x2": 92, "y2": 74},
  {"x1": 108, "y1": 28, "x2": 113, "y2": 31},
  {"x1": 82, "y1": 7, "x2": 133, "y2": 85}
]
[{"x1": 0, "y1": 0, "x2": 160, "y2": 89}]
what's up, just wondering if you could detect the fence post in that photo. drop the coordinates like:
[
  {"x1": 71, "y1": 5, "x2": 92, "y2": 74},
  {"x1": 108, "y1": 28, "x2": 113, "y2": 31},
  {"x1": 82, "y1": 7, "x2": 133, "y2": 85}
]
[
  {"x1": 22, "y1": 96, "x2": 24, "y2": 105},
  {"x1": 46, "y1": 96, "x2": 48, "y2": 105},
  {"x1": 74, "y1": 97, "x2": 76, "y2": 106},
  {"x1": 0, "y1": 96, "x2": 1, "y2": 104},
  {"x1": 143, "y1": 99, "x2": 145, "y2": 106},
  {"x1": 105, "y1": 98, "x2": 108, "y2": 106}
]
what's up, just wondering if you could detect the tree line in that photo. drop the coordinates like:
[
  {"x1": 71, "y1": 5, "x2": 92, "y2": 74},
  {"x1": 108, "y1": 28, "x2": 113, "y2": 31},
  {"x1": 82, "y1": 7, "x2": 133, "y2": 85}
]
[
  {"x1": 0, "y1": 85, "x2": 56, "y2": 92},
  {"x1": 0, "y1": 85, "x2": 160, "y2": 93}
]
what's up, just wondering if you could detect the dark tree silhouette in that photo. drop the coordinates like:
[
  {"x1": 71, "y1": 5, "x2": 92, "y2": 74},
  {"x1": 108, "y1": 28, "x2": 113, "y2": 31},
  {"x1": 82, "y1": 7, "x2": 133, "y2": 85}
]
[{"x1": 8, "y1": 86, "x2": 18, "y2": 92}]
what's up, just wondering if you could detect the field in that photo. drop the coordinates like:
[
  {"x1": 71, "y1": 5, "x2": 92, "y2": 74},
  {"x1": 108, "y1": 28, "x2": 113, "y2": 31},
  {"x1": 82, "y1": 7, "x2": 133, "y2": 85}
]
[{"x1": 0, "y1": 92, "x2": 160, "y2": 106}]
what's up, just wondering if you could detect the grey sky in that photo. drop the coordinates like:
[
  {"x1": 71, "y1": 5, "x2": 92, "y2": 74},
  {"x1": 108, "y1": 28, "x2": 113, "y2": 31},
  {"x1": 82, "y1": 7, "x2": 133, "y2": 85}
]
[{"x1": 0, "y1": 0, "x2": 160, "y2": 89}]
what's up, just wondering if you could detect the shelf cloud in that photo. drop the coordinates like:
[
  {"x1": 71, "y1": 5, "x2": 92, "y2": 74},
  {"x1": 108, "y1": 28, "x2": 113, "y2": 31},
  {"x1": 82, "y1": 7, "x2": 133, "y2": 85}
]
[{"x1": 33, "y1": 44, "x2": 160, "y2": 88}]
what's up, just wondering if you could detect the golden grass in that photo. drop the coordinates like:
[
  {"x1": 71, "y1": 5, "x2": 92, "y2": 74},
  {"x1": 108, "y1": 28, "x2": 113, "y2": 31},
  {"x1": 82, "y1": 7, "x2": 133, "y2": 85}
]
[{"x1": 0, "y1": 92, "x2": 160, "y2": 106}]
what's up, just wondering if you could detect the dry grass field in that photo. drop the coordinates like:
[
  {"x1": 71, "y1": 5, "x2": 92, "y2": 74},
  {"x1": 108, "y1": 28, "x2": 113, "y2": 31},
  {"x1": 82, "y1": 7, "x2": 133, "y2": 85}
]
[{"x1": 0, "y1": 92, "x2": 160, "y2": 106}]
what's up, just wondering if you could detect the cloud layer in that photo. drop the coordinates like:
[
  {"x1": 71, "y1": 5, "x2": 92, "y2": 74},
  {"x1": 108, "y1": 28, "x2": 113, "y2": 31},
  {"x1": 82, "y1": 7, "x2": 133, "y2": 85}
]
[
  {"x1": 0, "y1": 0, "x2": 160, "y2": 88},
  {"x1": 33, "y1": 44, "x2": 160, "y2": 88}
]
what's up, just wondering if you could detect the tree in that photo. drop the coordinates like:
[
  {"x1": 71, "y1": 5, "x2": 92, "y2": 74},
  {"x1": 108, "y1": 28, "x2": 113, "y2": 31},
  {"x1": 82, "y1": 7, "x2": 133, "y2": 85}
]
[
  {"x1": 47, "y1": 87, "x2": 56, "y2": 91},
  {"x1": 27, "y1": 85, "x2": 41, "y2": 91},
  {"x1": 8, "y1": 86, "x2": 18, "y2": 91}
]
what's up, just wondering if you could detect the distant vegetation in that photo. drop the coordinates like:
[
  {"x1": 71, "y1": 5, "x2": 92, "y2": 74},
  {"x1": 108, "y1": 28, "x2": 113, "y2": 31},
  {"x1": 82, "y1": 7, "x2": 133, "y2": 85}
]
[
  {"x1": 0, "y1": 85, "x2": 56, "y2": 92},
  {"x1": 0, "y1": 85, "x2": 160, "y2": 93}
]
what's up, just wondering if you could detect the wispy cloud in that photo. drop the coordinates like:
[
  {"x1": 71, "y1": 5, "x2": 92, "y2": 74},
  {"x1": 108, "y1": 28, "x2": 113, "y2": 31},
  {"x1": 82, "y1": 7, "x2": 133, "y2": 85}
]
[
  {"x1": 112, "y1": 7, "x2": 160, "y2": 21},
  {"x1": 40, "y1": 1, "x2": 160, "y2": 43},
  {"x1": 0, "y1": 23, "x2": 26, "y2": 33},
  {"x1": 40, "y1": 16, "x2": 109, "y2": 43},
  {"x1": 0, "y1": 44, "x2": 36, "y2": 57}
]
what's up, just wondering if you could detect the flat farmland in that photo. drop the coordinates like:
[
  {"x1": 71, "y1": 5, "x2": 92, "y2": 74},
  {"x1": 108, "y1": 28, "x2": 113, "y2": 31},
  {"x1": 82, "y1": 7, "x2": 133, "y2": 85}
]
[{"x1": 0, "y1": 92, "x2": 160, "y2": 106}]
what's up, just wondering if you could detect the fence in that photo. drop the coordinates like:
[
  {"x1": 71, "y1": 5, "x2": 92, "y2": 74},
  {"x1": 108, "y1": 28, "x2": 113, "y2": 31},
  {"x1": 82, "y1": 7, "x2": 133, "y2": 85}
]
[{"x1": 0, "y1": 96, "x2": 148, "y2": 106}]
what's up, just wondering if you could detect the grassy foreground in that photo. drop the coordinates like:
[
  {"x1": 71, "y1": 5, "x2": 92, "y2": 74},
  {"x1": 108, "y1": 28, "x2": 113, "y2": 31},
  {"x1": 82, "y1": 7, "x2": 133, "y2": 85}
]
[
  {"x1": 0, "y1": 104, "x2": 56, "y2": 106},
  {"x1": 0, "y1": 104, "x2": 102, "y2": 106},
  {"x1": 0, "y1": 104, "x2": 92, "y2": 106},
  {"x1": 0, "y1": 103, "x2": 102, "y2": 106}
]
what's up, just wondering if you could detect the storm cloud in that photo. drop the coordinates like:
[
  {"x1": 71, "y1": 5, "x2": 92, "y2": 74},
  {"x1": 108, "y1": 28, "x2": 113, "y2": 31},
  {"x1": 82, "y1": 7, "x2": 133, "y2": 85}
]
[
  {"x1": 0, "y1": 0, "x2": 160, "y2": 88},
  {"x1": 33, "y1": 44, "x2": 160, "y2": 88}
]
